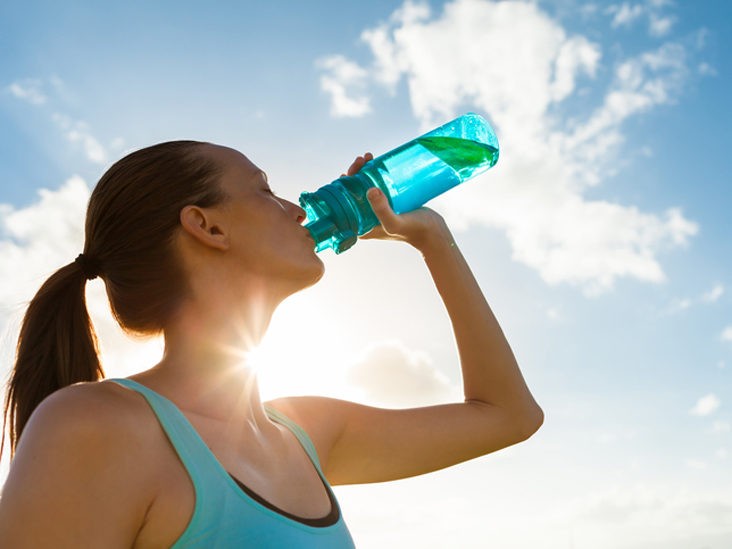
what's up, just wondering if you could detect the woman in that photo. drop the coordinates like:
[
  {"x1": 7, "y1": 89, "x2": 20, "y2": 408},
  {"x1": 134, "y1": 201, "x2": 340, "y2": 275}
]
[{"x1": 0, "y1": 141, "x2": 543, "y2": 547}]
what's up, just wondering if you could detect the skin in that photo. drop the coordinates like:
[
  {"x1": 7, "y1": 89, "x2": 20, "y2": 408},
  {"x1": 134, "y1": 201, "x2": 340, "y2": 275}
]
[{"x1": 0, "y1": 145, "x2": 543, "y2": 548}]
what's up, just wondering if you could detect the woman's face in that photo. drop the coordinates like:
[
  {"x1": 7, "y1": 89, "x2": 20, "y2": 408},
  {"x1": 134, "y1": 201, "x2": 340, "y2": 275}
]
[{"x1": 204, "y1": 144, "x2": 324, "y2": 292}]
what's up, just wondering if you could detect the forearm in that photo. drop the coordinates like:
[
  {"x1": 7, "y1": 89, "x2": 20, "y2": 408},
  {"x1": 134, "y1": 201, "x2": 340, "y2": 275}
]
[
  {"x1": 361, "y1": 185, "x2": 541, "y2": 417},
  {"x1": 416, "y1": 225, "x2": 541, "y2": 416}
]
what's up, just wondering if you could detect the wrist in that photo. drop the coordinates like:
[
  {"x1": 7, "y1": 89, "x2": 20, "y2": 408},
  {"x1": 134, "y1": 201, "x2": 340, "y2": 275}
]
[{"x1": 411, "y1": 218, "x2": 455, "y2": 255}]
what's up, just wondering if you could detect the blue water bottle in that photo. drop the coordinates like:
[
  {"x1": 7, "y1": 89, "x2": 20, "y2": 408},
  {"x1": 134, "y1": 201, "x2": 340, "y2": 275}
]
[{"x1": 300, "y1": 112, "x2": 499, "y2": 254}]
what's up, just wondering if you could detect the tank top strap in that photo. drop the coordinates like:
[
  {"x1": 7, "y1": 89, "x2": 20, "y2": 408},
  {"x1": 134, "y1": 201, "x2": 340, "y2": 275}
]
[
  {"x1": 107, "y1": 378, "x2": 323, "y2": 476},
  {"x1": 263, "y1": 405, "x2": 324, "y2": 476},
  {"x1": 105, "y1": 378, "x2": 356, "y2": 547},
  {"x1": 105, "y1": 377, "x2": 225, "y2": 511}
]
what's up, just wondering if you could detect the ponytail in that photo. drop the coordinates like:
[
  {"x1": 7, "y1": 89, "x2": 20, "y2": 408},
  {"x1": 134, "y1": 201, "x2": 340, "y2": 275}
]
[
  {"x1": 2, "y1": 259, "x2": 103, "y2": 460},
  {"x1": 1, "y1": 140, "x2": 224, "y2": 464}
]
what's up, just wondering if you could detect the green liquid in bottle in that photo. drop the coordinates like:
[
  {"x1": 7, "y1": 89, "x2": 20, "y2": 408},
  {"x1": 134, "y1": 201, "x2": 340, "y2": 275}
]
[{"x1": 417, "y1": 136, "x2": 499, "y2": 180}]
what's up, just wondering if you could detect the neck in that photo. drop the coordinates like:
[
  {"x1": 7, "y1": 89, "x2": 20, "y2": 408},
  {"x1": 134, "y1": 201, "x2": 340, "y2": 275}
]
[{"x1": 142, "y1": 288, "x2": 283, "y2": 429}]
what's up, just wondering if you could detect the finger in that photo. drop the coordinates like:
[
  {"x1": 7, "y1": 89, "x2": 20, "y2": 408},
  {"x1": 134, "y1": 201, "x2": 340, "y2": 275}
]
[
  {"x1": 366, "y1": 187, "x2": 398, "y2": 228},
  {"x1": 345, "y1": 156, "x2": 364, "y2": 176},
  {"x1": 347, "y1": 152, "x2": 374, "y2": 176}
]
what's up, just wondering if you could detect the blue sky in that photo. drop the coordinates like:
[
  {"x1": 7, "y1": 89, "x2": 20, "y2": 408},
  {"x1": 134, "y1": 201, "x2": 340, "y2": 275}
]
[{"x1": 1, "y1": 0, "x2": 731, "y2": 547}]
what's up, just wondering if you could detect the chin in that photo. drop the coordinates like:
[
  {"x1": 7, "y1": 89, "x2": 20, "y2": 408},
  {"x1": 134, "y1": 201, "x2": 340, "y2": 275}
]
[
  {"x1": 305, "y1": 257, "x2": 326, "y2": 286},
  {"x1": 285, "y1": 256, "x2": 325, "y2": 294}
]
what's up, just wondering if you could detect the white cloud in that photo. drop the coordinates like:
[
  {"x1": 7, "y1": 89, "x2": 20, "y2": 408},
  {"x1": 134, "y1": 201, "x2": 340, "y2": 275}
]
[
  {"x1": 664, "y1": 297, "x2": 692, "y2": 314},
  {"x1": 0, "y1": 177, "x2": 88, "y2": 307},
  {"x1": 605, "y1": 2, "x2": 675, "y2": 37},
  {"x1": 317, "y1": 55, "x2": 372, "y2": 118},
  {"x1": 702, "y1": 283, "x2": 724, "y2": 303},
  {"x1": 346, "y1": 339, "x2": 457, "y2": 406},
  {"x1": 5, "y1": 76, "x2": 110, "y2": 165},
  {"x1": 565, "y1": 42, "x2": 688, "y2": 156},
  {"x1": 110, "y1": 136, "x2": 127, "y2": 151},
  {"x1": 663, "y1": 283, "x2": 724, "y2": 315},
  {"x1": 721, "y1": 327, "x2": 732, "y2": 342},
  {"x1": 698, "y1": 62, "x2": 717, "y2": 77},
  {"x1": 689, "y1": 393, "x2": 721, "y2": 417},
  {"x1": 317, "y1": 0, "x2": 697, "y2": 294},
  {"x1": 546, "y1": 307, "x2": 562, "y2": 321},
  {"x1": 710, "y1": 421, "x2": 730, "y2": 435},
  {"x1": 609, "y1": 3, "x2": 645, "y2": 28},
  {"x1": 649, "y1": 14, "x2": 675, "y2": 37},
  {"x1": 52, "y1": 113, "x2": 108, "y2": 165},
  {"x1": 6, "y1": 79, "x2": 47, "y2": 105},
  {"x1": 562, "y1": 483, "x2": 732, "y2": 542}
]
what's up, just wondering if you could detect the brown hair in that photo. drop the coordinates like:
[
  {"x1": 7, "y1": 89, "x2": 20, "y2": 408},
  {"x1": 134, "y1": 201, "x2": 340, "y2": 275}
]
[{"x1": 2, "y1": 140, "x2": 226, "y2": 460}]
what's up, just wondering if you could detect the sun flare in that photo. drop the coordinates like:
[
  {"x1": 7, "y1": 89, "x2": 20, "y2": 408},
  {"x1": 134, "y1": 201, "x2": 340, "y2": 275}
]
[{"x1": 252, "y1": 292, "x2": 355, "y2": 402}]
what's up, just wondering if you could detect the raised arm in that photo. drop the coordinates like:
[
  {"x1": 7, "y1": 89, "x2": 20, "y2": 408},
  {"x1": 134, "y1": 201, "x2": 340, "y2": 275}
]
[
  {"x1": 268, "y1": 154, "x2": 543, "y2": 486},
  {"x1": 362, "y1": 182, "x2": 542, "y2": 415}
]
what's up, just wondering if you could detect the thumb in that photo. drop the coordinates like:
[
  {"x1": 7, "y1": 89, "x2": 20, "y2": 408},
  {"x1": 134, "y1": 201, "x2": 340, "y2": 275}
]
[
  {"x1": 366, "y1": 187, "x2": 404, "y2": 236},
  {"x1": 367, "y1": 187, "x2": 395, "y2": 221}
]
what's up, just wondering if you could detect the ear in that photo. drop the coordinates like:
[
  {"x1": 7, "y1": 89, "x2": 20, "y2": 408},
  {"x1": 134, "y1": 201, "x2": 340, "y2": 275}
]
[{"x1": 179, "y1": 205, "x2": 230, "y2": 251}]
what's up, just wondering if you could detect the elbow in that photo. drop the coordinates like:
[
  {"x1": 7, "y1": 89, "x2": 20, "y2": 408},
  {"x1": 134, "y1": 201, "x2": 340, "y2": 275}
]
[{"x1": 518, "y1": 406, "x2": 544, "y2": 441}]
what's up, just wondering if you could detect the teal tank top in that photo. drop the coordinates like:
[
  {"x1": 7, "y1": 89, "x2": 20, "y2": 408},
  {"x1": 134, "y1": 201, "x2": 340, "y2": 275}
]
[{"x1": 107, "y1": 378, "x2": 356, "y2": 548}]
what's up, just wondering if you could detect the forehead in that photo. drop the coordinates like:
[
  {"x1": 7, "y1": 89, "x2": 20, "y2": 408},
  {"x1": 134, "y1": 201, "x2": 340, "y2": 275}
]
[{"x1": 203, "y1": 144, "x2": 265, "y2": 186}]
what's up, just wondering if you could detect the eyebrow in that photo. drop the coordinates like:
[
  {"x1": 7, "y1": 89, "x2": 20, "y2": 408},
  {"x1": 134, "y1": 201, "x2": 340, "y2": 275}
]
[{"x1": 257, "y1": 170, "x2": 269, "y2": 184}]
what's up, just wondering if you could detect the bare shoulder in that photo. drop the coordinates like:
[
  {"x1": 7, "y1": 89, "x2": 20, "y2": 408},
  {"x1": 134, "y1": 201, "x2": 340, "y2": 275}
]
[
  {"x1": 6, "y1": 377, "x2": 159, "y2": 482},
  {"x1": 0, "y1": 380, "x2": 160, "y2": 548},
  {"x1": 43, "y1": 377, "x2": 149, "y2": 413},
  {"x1": 16, "y1": 380, "x2": 158, "y2": 451}
]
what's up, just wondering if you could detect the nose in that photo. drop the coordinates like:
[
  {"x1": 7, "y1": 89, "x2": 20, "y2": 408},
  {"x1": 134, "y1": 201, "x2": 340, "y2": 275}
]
[
  {"x1": 283, "y1": 199, "x2": 307, "y2": 224},
  {"x1": 295, "y1": 206, "x2": 306, "y2": 224}
]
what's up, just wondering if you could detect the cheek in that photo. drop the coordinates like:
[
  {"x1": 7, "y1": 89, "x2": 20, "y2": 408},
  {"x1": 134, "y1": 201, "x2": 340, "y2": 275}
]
[{"x1": 242, "y1": 228, "x2": 292, "y2": 265}]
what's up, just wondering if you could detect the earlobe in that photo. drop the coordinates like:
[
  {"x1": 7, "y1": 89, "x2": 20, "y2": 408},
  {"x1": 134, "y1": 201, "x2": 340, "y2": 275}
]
[{"x1": 179, "y1": 205, "x2": 230, "y2": 251}]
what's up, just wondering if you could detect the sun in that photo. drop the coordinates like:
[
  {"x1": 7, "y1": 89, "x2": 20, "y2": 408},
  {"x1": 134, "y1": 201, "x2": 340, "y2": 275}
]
[{"x1": 253, "y1": 291, "x2": 355, "y2": 402}]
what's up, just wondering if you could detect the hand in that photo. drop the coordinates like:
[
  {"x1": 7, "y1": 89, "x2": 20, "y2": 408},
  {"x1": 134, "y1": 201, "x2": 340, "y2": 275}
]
[
  {"x1": 343, "y1": 153, "x2": 451, "y2": 250},
  {"x1": 362, "y1": 189, "x2": 452, "y2": 255}
]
